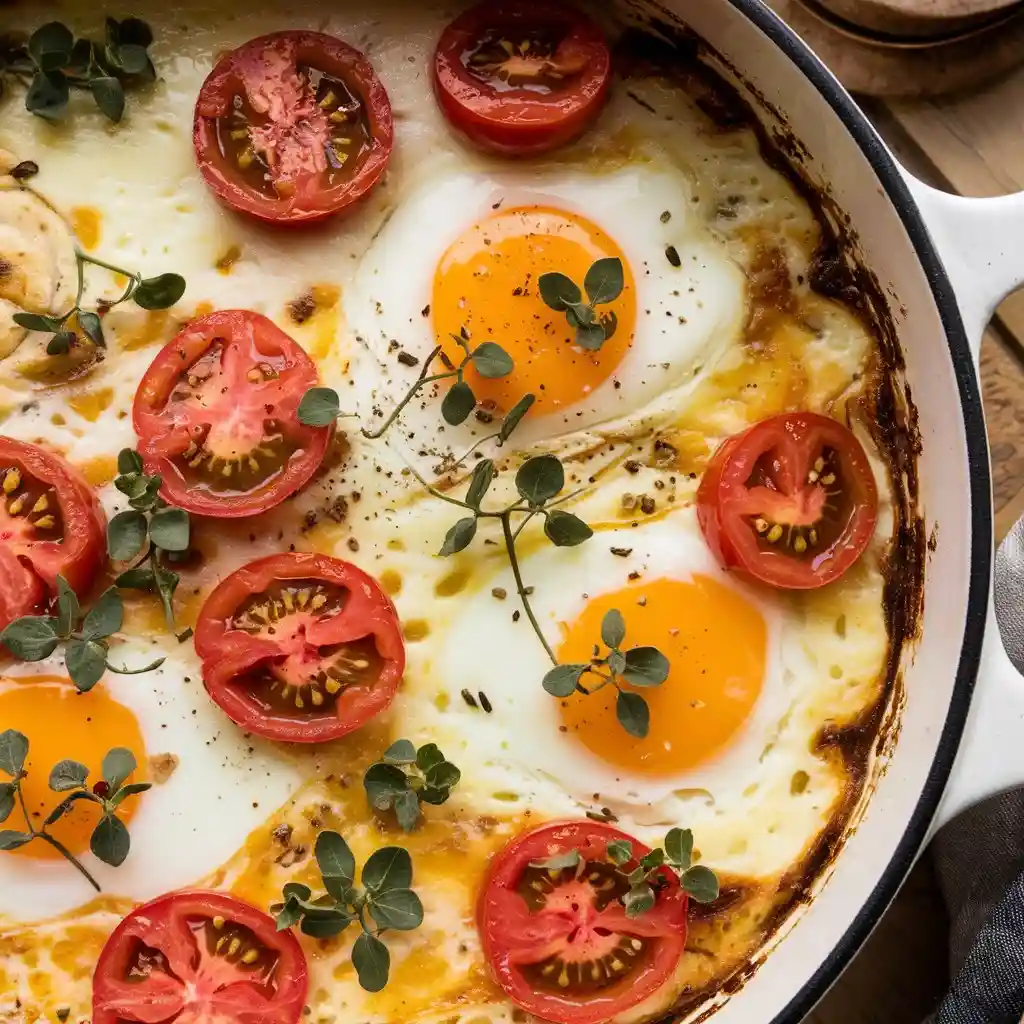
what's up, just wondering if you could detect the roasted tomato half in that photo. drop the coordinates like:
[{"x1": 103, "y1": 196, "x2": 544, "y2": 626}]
[
  {"x1": 0, "y1": 437, "x2": 105, "y2": 630},
  {"x1": 194, "y1": 31, "x2": 394, "y2": 224},
  {"x1": 133, "y1": 310, "x2": 331, "y2": 519},
  {"x1": 478, "y1": 821, "x2": 688, "y2": 1024},
  {"x1": 434, "y1": 1, "x2": 611, "y2": 156},
  {"x1": 194, "y1": 553, "x2": 405, "y2": 743},
  {"x1": 697, "y1": 412, "x2": 879, "y2": 590},
  {"x1": 92, "y1": 890, "x2": 308, "y2": 1024}
]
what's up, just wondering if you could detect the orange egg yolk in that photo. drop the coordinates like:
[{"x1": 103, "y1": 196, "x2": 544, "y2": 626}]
[
  {"x1": 0, "y1": 675, "x2": 146, "y2": 859},
  {"x1": 432, "y1": 205, "x2": 636, "y2": 417},
  {"x1": 557, "y1": 576, "x2": 766, "y2": 775}
]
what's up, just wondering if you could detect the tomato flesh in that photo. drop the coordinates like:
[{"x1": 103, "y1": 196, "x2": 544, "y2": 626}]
[
  {"x1": 479, "y1": 821, "x2": 687, "y2": 1024},
  {"x1": 194, "y1": 31, "x2": 393, "y2": 224},
  {"x1": 132, "y1": 310, "x2": 330, "y2": 519},
  {"x1": 0, "y1": 437, "x2": 105, "y2": 630},
  {"x1": 434, "y1": 1, "x2": 611, "y2": 156},
  {"x1": 697, "y1": 412, "x2": 879, "y2": 590},
  {"x1": 194, "y1": 553, "x2": 405, "y2": 743},
  {"x1": 92, "y1": 890, "x2": 308, "y2": 1024}
]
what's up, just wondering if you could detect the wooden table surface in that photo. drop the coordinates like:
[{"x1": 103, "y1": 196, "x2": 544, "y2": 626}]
[{"x1": 801, "y1": 62, "x2": 1024, "y2": 1024}]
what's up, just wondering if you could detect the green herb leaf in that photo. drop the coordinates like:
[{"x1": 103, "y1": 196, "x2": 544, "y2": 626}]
[
  {"x1": 0, "y1": 783, "x2": 14, "y2": 823},
  {"x1": 542, "y1": 664, "x2": 584, "y2": 697},
  {"x1": 0, "y1": 731, "x2": 29, "y2": 778},
  {"x1": 567, "y1": 302, "x2": 595, "y2": 326},
  {"x1": 364, "y1": 763, "x2": 409, "y2": 810},
  {"x1": 616, "y1": 691, "x2": 650, "y2": 739},
  {"x1": 109, "y1": 781, "x2": 151, "y2": 808},
  {"x1": 115, "y1": 17, "x2": 154, "y2": 49},
  {"x1": 298, "y1": 387, "x2": 340, "y2": 427},
  {"x1": 1, "y1": 617, "x2": 59, "y2": 661},
  {"x1": 600, "y1": 310, "x2": 619, "y2": 341},
  {"x1": 575, "y1": 321, "x2": 607, "y2": 351},
  {"x1": 76, "y1": 311, "x2": 105, "y2": 347},
  {"x1": 382, "y1": 739, "x2": 416, "y2": 765},
  {"x1": 82, "y1": 588, "x2": 123, "y2": 640},
  {"x1": 133, "y1": 274, "x2": 186, "y2": 310},
  {"x1": 544, "y1": 509, "x2": 593, "y2": 548},
  {"x1": 65, "y1": 639, "x2": 108, "y2": 692},
  {"x1": 584, "y1": 257, "x2": 624, "y2": 306},
  {"x1": 516, "y1": 455, "x2": 564, "y2": 506},
  {"x1": 370, "y1": 888, "x2": 424, "y2": 931},
  {"x1": 108, "y1": 509, "x2": 148, "y2": 561},
  {"x1": 394, "y1": 789, "x2": 420, "y2": 832},
  {"x1": 118, "y1": 449, "x2": 144, "y2": 475},
  {"x1": 90, "y1": 77, "x2": 125, "y2": 122},
  {"x1": 91, "y1": 814, "x2": 130, "y2": 866},
  {"x1": 498, "y1": 394, "x2": 535, "y2": 444},
  {"x1": 415, "y1": 744, "x2": 445, "y2": 772},
  {"x1": 275, "y1": 898, "x2": 304, "y2": 932},
  {"x1": 362, "y1": 846, "x2": 412, "y2": 893},
  {"x1": 315, "y1": 830, "x2": 356, "y2": 888},
  {"x1": 682, "y1": 865, "x2": 720, "y2": 904},
  {"x1": 49, "y1": 759, "x2": 88, "y2": 792},
  {"x1": 352, "y1": 932, "x2": 390, "y2": 993},
  {"x1": 606, "y1": 839, "x2": 633, "y2": 865},
  {"x1": 0, "y1": 830, "x2": 33, "y2": 851},
  {"x1": 115, "y1": 567, "x2": 156, "y2": 591},
  {"x1": 300, "y1": 909, "x2": 353, "y2": 939},
  {"x1": 423, "y1": 761, "x2": 461, "y2": 791},
  {"x1": 538, "y1": 272, "x2": 582, "y2": 311},
  {"x1": 25, "y1": 70, "x2": 70, "y2": 122},
  {"x1": 601, "y1": 609, "x2": 626, "y2": 650},
  {"x1": 56, "y1": 576, "x2": 79, "y2": 637},
  {"x1": 439, "y1": 517, "x2": 477, "y2": 556},
  {"x1": 12, "y1": 312, "x2": 62, "y2": 334},
  {"x1": 529, "y1": 850, "x2": 581, "y2": 871},
  {"x1": 665, "y1": 828, "x2": 694, "y2": 870},
  {"x1": 624, "y1": 884, "x2": 656, "y2": 918},
  {"x1": 102, "y1": 748, "x2": 136, "y2": 791},
  {"x1": 29, "y1": 23, "x2": 74, "y2": 66},
  {"x1": 470, "y1": 342, "x2": 514, "y2": 379},
  {"x1": 622, "y1": 647, "x2": 670, "y2": 687},
  {"x1": 640, "y1": 849, "x2": 665, "y2": 871},
  {"x1": 607, "y1": 650, "x2": 626, "y2": 676},
  {"x1": 44, "y1": 790, "x2": 95, "y2": 826},
  {"x1": 150, "y1": 507, "x2": 189, "y2": 552},
  {"x1": 465, "y1": 459, "x2": 496, "y2": 510},
  {"x1": 441, "y1": 381, "x2": 476, "y2": 426}
]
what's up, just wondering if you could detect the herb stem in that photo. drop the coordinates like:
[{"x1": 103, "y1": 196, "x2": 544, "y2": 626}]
[
  {"x1": 13, "y1": 782, "x2": 100, "y2": 892},
  {"x1": 512, "y1": 508, "x2": 539, "y2": 543},
  {"x1": 451, "y1": 431, "x2": 501, "y2": 470},
  {"x1": 361, "y1": 346, "x2": 445, "y2": 440},
  {"x1": 76, "y1": 251, "x2": 137, "y2": 279},
  {"x1": 501, "y1": 512, "x2": 557, "y2": 666}
]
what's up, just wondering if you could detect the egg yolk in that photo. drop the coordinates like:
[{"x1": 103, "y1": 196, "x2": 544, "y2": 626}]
[
  {"x1": 432, "y1": 205, "x2": 636, "y2": 417},
  {"x1": 557, "y1": 576, "x2": 765, "y2": 775},
  {"x1": 0, "y1": 675, "x2": 146, "y2": 859}
]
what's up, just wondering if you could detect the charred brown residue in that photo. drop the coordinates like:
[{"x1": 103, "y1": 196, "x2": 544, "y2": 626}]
[
  {"x1": 287, "y1": 292, "x2": 318, "y2": 325},
  {"x1": 613, "y1": 2, "x2": 927, "y2": 1019}
]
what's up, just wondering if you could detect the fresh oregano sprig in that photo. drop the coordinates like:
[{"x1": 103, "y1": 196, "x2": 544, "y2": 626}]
[
  {"x1": 533, "y1": 828, "x2": 719, "y2": 920},
  {"x1": 274, "y1": 831, "x2": 424, "y2": 992},
  {"x1": 538, "y1": 257, "x2": 624, "y2": 351},
  {"x1": 0, "y1": 576, "x2": 164, "y2": 692},
  {"x1": 364, "y1": 740, "x2": 461, "y2": 832},
  {"x1": 13, "y1": 249, "x2": 185, "y2": 356},
  {"x1": 297, "y1": 334, "x2": 514, "y2": 438},
  {"x1": 0, "y1": 18, "x2": 156, "y2": 123},
  {"x1": 542, "y1": 609, "x2": 669, "y2": 739},
  {"x1": 108, "y1": 449, "x2": 192, "y2": 642},
  {"x1": 0, "y1": 729, "x2": 150, "y2": 891}
]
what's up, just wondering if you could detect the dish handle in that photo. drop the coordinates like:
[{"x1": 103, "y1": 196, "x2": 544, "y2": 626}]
[{"x1": 902, "y1": 172, "x2": 1024, "y2": 833}]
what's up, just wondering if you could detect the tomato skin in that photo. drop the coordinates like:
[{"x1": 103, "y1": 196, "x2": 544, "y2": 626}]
[
  {"x1": 195, "y1": 552, "x2": 405, "y2": 743},
  {"x1": 479, "y1": 820, "x2": 687, "y2": 1024},
  {"x1": 133, "y1": 310, "x2": 331, "y2": 519},
  {"x1": 0, "y1": 438, "x2": 105, "y2": 630},
  {"x1": 92, "y1": 889, "x2": 308, "y2": 1024},
  {"x1": 194, "y1": 31, "x2": 393, "y2": 225},
  {"x1": 433, "y1": 1, "x2": 611, "y2": 157},
  {"x1": 697, "y1": 412, "x2": 879, "y2": 590}
]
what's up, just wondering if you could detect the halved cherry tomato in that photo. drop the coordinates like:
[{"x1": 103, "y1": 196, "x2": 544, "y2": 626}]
[
  {"x1": 697, "y1": 412, "x2": 879, "y2": 590},
  {"x1": 194, "y1": 553, "x2": 405, "y2": 743},
  {"x1": 193, "y1": 31, "x2": 393, "y2": 224},
  {"x1": 434, "y1": 1, "x2": 611, "y2": 156},
  {"x1": 92, "y1": 889, "x2": 308, "y2": 1024},
  {"x1": 133, "y1": 310, "x2": 330, "y2": 519},
  {"x1": 478, "y1": 821, "x2": 687, "y2": 1024},
  {"x1": 0, "y1": 437, "x2": 105, "y2": 630}
]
